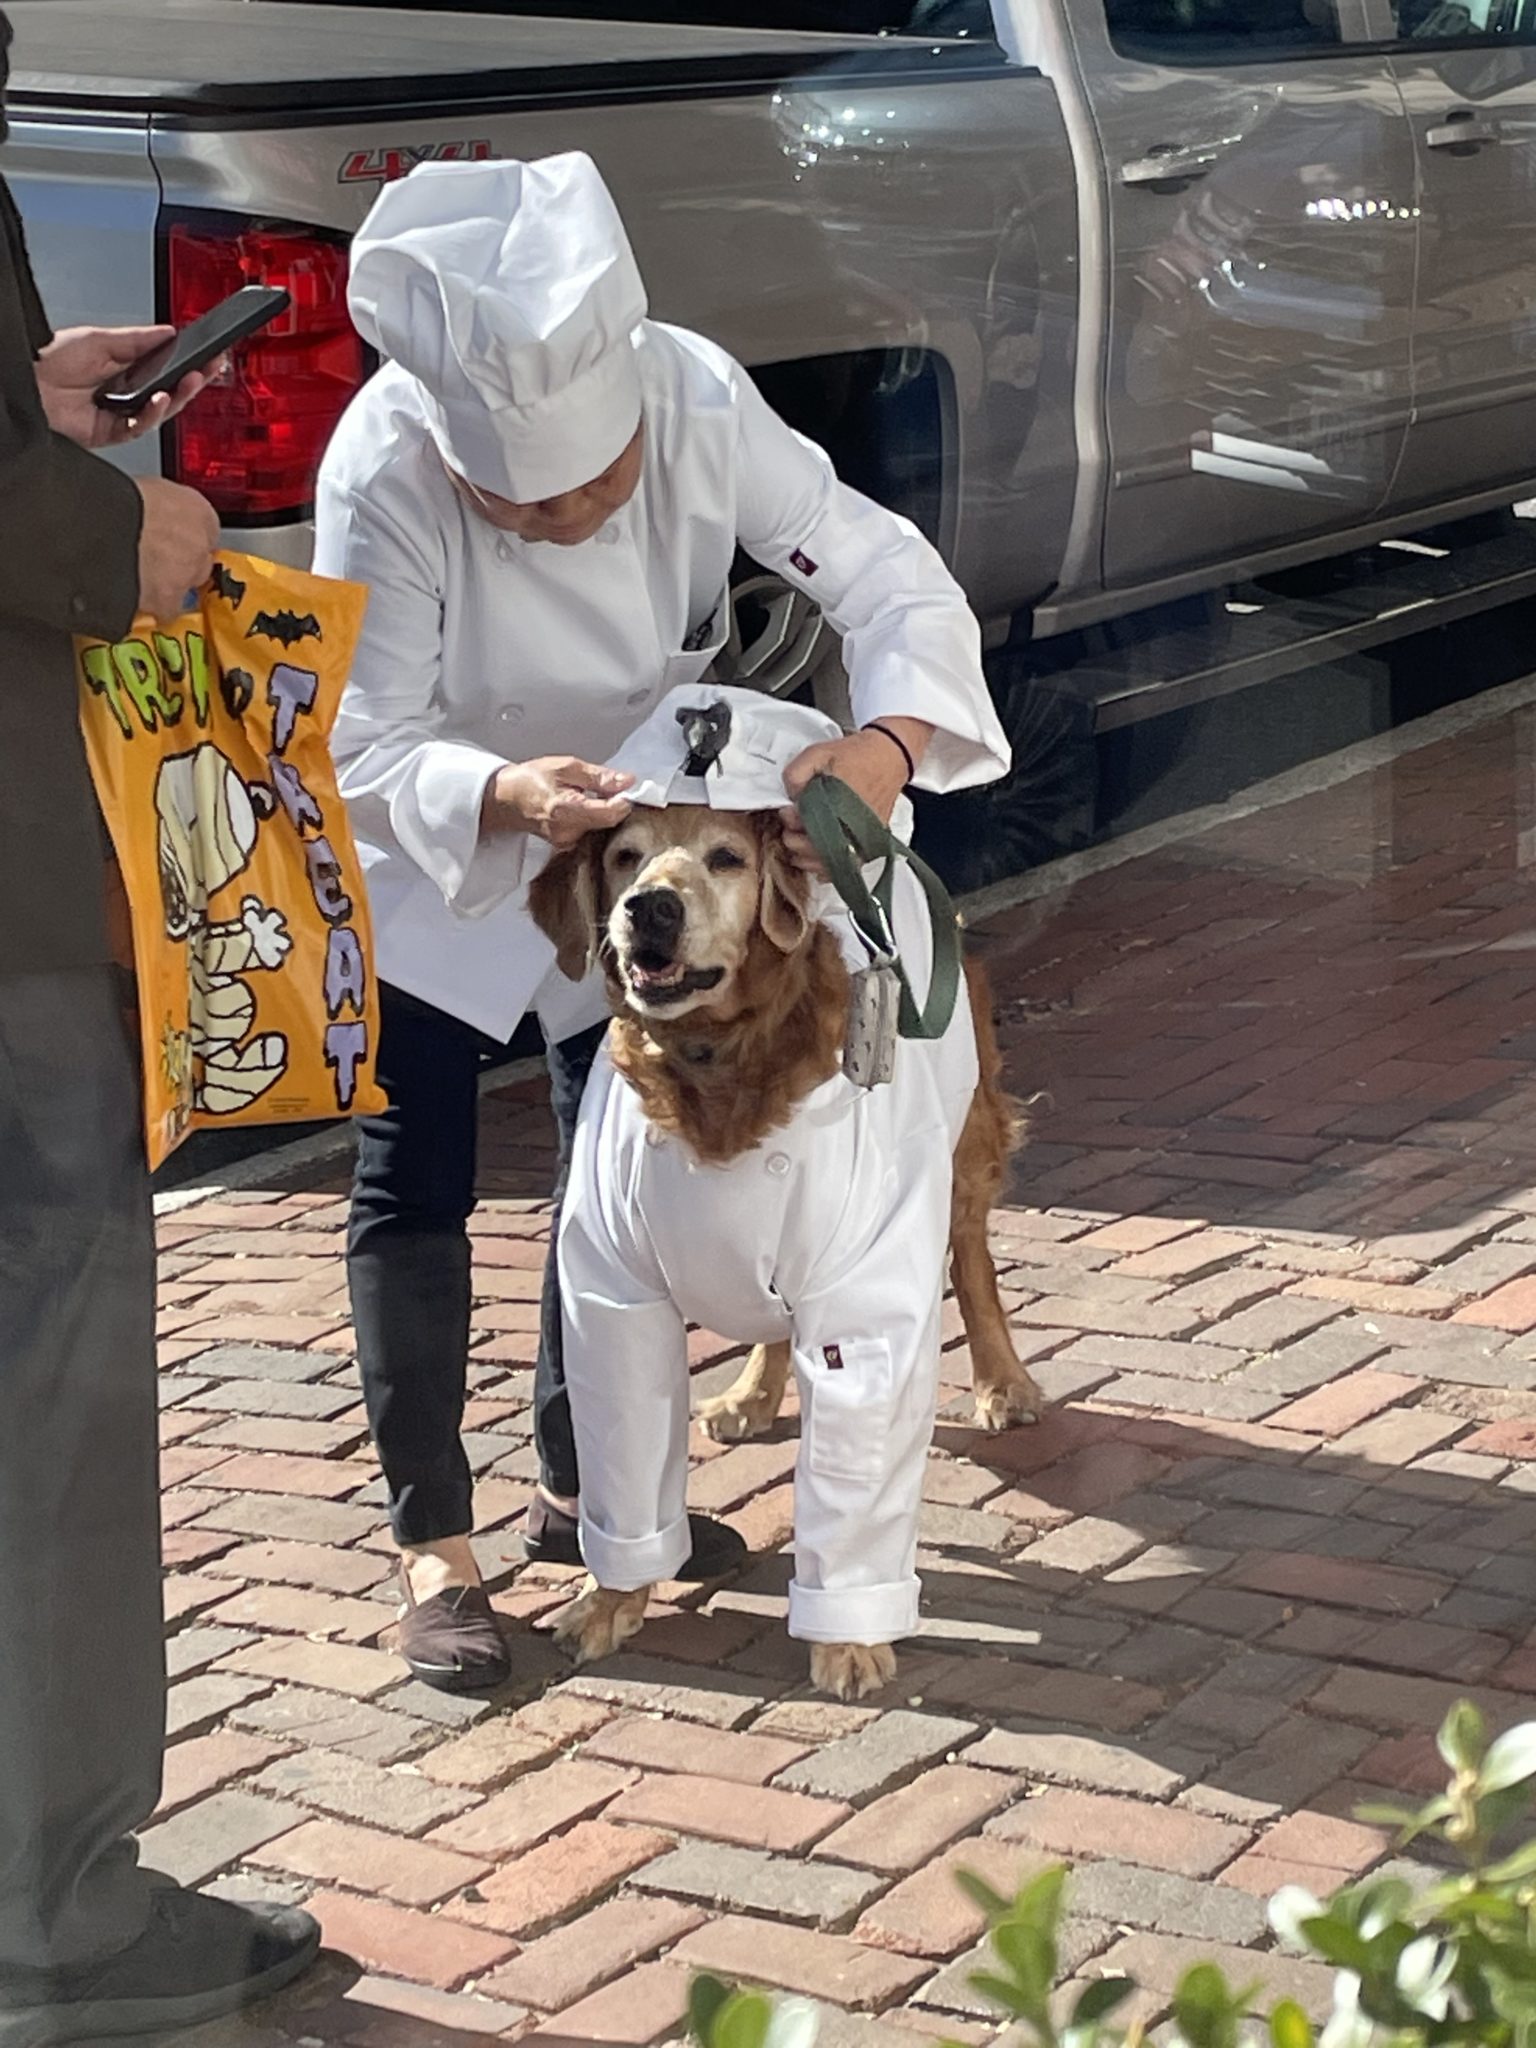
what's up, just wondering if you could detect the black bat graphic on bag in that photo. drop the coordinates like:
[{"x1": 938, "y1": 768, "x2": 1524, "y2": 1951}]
[
  {"x1": 209, "y1": 562, "x2": 247, "y2": 607},
  {"x1": 247, "y1": 609, "x2": 323, "y2": 648}
]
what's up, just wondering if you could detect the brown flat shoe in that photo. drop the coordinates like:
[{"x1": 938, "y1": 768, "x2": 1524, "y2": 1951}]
[{"x1": 397, "y1": 1569, "x2": 512, "y2": 1694}]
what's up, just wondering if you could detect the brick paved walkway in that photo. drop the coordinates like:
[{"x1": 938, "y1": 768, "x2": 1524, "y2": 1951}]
[{"x1": 146, "y1": 700, "x2": 1534, "y2": 2048}]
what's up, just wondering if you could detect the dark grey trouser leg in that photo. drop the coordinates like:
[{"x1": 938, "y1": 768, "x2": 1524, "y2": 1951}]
[
  {"x1": 0, "y1": 966, "x2": 161, "y2": 1980},
  {"x1": 348, "y1": 984, "x2": 486, "y2": 1548}
]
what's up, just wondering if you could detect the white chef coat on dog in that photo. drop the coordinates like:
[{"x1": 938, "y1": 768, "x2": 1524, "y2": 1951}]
[{"x1": 558, "y1": 687, "x2": 983, "y2": 1646}]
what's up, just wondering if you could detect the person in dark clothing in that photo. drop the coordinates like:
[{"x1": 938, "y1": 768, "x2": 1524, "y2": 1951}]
[{"x1": 0, "y1": 11, "x2": 321, "y2": 2038}]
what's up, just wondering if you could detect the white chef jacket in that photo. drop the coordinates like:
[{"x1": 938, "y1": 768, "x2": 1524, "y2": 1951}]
[
  {"x1": 560, "y1": 867, "x2": 977, "y2": 1646},
  {"x1": 312, "y1": 320, "x2": 1009, "y2": 1042}
]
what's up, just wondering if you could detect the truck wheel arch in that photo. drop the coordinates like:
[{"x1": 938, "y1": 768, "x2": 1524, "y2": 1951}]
[
  {"x1": 728, "y1": 344, "x2": 1096, "y2": 894},
  {"x1": 725, "y1": 341, "x2": 957, "y2": 708}
]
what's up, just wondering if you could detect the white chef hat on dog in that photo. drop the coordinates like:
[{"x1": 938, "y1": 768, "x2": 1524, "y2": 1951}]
[
  {"x1": 348, "y1": 152, "x2": 646, "y2": 504},
  {"x1": 606, "y1": 683, "x2": 918, "y2": 839},
  {"x1": 608, "y1": 686, "x2": 841, "y2": 811}
]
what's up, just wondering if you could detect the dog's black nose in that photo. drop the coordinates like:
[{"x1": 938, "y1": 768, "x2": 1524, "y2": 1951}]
[{"x1": 626, "y1": 887, "x2": 685, "y2": 952}]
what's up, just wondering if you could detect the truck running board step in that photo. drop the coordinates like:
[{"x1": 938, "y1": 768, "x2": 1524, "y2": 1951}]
[{"x1": 1038, "y1": 512, "x2": 1536, "y2": 732}]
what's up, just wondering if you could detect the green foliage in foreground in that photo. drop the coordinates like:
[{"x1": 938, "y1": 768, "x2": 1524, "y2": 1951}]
[{"x1": 689, "y1": 1704, "x2": 1536, "y2": 2048}]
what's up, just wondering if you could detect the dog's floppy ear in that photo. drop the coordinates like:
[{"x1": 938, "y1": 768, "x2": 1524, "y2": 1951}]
[
  {"x1": 528, "y1": 837, "x2": 605, "y2": 981},
  {"x1": 758, "y1": 817, "x2": 811, "y2": 955}
]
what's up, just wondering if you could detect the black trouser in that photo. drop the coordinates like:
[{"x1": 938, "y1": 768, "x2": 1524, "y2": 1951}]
[
  {"x1": 0, "y1": 966, "x2": 162, "y2": 1979},
  {"x1": 348, "y1": 982, "x2": 607, "y2": 1547}
]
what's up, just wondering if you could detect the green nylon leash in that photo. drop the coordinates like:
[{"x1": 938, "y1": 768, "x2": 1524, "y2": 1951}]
[{"x1": 795, "y1": 772, "x2": 963, "y2": 1042}]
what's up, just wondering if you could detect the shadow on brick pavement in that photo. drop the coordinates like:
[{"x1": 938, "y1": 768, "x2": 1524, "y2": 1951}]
[{"x1": 138, "y1": 701, "x2": 1535, "y2": 2045}]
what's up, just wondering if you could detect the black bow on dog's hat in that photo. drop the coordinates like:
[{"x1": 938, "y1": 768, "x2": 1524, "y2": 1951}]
[{"x1": 676, "y1": 701, "x2": 732, "y2": 779}]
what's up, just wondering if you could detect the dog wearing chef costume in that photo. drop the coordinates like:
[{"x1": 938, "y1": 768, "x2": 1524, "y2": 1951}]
[
  {"x1": 313, "y1": 144, "x2": 1030, "y2": 1695},
  {"x1": 530, "y1": 684, "x2": 1046, "y2": 1702}
]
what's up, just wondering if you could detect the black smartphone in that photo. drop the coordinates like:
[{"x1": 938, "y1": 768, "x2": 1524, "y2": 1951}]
[{"x1": 94, "y1": 285, "x2": 291, "y2": 417}]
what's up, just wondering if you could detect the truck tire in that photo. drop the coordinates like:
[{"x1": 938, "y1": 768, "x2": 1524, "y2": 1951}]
[{"x1": 717, "y1": 567, "x2": 836, "y2": 700}]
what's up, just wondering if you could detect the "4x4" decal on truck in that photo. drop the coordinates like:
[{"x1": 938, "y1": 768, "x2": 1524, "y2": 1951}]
[{"x1": 339, "y1": 140, "x2": 498, "y2": 185}]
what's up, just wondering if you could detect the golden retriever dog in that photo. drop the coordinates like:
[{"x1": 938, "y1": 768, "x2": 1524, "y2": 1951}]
[{"x1": 528, "y1": 799, "x2": 1042, "y2": 1699}]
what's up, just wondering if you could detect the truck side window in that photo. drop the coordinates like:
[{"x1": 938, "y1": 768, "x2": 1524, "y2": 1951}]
[
  {"x1": 1387, "y1": 0, "x2": 1536, "y2": 40},
  {"x1": 1103, "y1": 0, "x2": 1342, "y2": 61}
]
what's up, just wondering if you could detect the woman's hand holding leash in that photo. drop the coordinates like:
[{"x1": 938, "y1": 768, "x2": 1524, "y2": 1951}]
[
  {"x1": 780, "y1": 716, "x2": 933, "y2": 874},
  {"x1": 484, "y1": 756, "x2": 634, "y2": 848}
]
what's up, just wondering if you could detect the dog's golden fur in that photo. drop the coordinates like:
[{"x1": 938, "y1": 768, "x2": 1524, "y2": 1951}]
[
  {"x1": 533, "y1": 810, "x2": 855, "y2": 1163},
  {"x1": 612, "y1": 919, "x2": 851, "y2": 1167},
  {"x1": 529, "y1": 799, "x2": 1043, "y2": 1700}
]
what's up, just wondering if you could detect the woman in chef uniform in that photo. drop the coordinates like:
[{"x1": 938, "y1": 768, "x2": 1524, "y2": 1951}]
[{"x1": 315, "y1": 150, "x2": 1009, "y2": 1691}]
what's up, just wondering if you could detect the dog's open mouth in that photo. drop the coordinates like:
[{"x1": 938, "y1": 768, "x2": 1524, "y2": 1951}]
[{"x1": 622, "y1": 956, "x2": 726, "y2": 1007}]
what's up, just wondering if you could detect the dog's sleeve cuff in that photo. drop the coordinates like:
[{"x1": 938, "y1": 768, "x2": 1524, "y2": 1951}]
[
  {"x1": 787, "y1": 1576, "x2": 920, "y2": 1646},
  {"x1": 579, "y1": 1511, "x2": 692, "y2": 1592}
]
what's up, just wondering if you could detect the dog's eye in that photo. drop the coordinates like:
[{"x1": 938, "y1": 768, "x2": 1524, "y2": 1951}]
[
  {"x1": 706, "y1": 847, "x2": 747, "y2": 873},
  {"x1": 611, "y1": 847, "x2": 641, "y2": 873}
]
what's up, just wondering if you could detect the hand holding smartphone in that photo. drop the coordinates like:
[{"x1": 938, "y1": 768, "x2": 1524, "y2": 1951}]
[{"x1": 94, "y1": 285, "x2": 291, "y2": 417}]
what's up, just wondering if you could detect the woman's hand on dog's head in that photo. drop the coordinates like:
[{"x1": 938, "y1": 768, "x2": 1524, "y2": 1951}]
[
  {"x1": 483, "y1": 756, "x2": 635, "y2": 849},
  {"x1": 780, "y1": 720, "x2": 932, "y2": 874}
]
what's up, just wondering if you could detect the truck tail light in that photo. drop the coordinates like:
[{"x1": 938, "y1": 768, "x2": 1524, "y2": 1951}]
[{"x1": 162, "y1": 219, "x2": 367, "y2": 522}]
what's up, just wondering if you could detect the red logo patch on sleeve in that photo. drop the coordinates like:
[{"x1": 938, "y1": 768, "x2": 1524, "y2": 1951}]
[
  {"x1": 790, "y1": 549, "x2": 818, "y2": 578},
  {"x1": 824, "y1": 1343, "x2": 844, "y2": 1370}
]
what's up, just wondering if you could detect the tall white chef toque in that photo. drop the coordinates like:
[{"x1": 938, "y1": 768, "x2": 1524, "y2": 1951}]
[{"x1": 347, "y1": 151, "x2": 647, "y2": 504}]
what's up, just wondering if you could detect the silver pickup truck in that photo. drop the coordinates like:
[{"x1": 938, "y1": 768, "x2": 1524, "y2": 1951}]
[{"x1": 9, "y1": 0, "x2": 1536, "y2": 878}]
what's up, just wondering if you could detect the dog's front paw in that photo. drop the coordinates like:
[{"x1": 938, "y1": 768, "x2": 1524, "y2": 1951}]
[
  {"x1": 974, "y1": 1372, "x2": 1044, "y2": 1433},
  {"x1": 698, "y1": 1385, "x2": 779, "y2": 1443},
  {"x1": 553, "y1": 1583, "x2": 652, "y2": 1665},
  {"x1": 810, "y1": 1641, "x2": 897, "y2": 1702}
]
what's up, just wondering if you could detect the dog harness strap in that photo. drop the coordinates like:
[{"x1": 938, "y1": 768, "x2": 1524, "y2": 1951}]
[{"x1": 796, "y1": 773, "x2": 961, "y2": 1042}]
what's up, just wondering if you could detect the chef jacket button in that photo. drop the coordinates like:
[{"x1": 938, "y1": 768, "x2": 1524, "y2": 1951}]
[
  {"x1": 766, "y1": 1152, "x2": 790, "y2": 1177},
  {"x1": 498, "y1": 704, "x2": 525, "y2": 726},
  {"x1": 645, "y1": 1126, "x2": 664, "y2": 1149},
  {"x1": 496, "y1": 538, "x2": 515, "y2": 562},
  {"x1": 597, "y1": 523, "x2": 620, "y2": 545},
  {"x1": 625, "y1": 687, "x2": 649, "y2": 707}
]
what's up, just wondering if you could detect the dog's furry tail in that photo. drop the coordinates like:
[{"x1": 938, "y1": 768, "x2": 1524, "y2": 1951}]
[{"x1": 962, "y1": 951, "x2": 1052, "y2": 1161}]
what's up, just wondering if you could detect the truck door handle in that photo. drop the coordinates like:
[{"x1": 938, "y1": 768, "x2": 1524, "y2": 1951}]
[
  {"x1": 1426, "y1": 110, "x2": 1501, "y2": 150},
  {"x1": 1120, "y1": 143, "x2": 1223, "y2": 190}
]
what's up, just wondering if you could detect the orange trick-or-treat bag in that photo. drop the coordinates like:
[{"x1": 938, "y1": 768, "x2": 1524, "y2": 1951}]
[{"x1": 77, "y1": 552, "x2": 386, "y2": 1169}]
